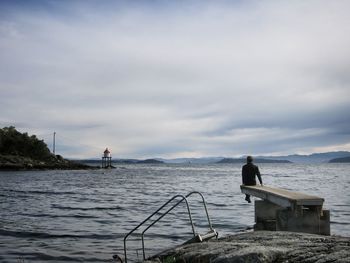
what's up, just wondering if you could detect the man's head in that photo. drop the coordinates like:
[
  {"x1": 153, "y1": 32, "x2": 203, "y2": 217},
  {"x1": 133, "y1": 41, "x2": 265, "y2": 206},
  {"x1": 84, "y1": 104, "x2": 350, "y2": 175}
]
[{"x1": 247, "y1": 156, "x2": 253, "y2": 163}]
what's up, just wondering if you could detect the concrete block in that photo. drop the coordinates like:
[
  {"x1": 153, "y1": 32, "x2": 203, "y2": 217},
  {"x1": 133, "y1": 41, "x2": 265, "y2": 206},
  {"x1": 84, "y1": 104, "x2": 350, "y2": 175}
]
[
  {"x1": 255, "y1": 200, "x2": 281, "y2": 222},
  {"x1": 254, "y1": 220, "x2": 276, "y2": 231},
  {"x1": 254, "y1": 222, "x2": 265, "y2": 231},
  {"x1": 320, "y1": 210, "x2": 331, "y2": 235},
  {"x1": 276, "y1": 208, "x2": 330, "y2": 235}
]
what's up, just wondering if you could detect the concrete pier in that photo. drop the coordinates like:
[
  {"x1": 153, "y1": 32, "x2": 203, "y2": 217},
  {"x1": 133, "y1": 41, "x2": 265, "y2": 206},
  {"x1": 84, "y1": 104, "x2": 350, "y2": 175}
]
[{"x1": 241, "y1": 185, "x2": 330, "y2": 235}]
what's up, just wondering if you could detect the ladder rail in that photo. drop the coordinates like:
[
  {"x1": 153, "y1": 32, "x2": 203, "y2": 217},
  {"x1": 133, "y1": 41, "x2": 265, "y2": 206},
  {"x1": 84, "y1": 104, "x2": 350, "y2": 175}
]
[
  {"x1": 123, "y1": 194, "x2": 194, "y2": 263},
  {"x1": 123, "y1": 191, "x2": 215, "y2": 262},
  {"x1": 140, "y1": 195, "x2": 195, "y2": 260},
  {"x1": 140, "y1": 191, "x2": 214, "y2": 260},
  {"x1": 188, "y1": 191, "x2": 214, "y2": 230}
]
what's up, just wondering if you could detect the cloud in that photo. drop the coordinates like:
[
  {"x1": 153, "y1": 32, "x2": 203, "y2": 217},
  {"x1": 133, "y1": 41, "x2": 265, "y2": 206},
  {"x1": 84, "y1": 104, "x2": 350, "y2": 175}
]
[{"x1": 0, "y1": 0, "x2": 350, "y2": 158}]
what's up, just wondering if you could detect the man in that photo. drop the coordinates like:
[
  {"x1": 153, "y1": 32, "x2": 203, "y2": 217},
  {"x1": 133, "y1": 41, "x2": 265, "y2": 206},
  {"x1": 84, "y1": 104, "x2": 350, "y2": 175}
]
[{"x1": 242, "y1": 156, "x2": 263, "y2": 203}]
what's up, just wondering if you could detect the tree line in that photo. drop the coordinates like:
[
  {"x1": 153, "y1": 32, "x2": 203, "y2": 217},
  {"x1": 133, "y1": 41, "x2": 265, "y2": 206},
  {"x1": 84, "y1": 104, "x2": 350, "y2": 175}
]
[{"x1": 0, "y1": 126, "x2": 52, "y2": 160}]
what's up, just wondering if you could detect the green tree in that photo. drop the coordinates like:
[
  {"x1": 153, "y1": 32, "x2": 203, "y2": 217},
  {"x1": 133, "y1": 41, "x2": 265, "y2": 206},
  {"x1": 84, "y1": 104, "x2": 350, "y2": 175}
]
[{"x1": 0, "y1": 126, "x2": 52, "y2": 160}]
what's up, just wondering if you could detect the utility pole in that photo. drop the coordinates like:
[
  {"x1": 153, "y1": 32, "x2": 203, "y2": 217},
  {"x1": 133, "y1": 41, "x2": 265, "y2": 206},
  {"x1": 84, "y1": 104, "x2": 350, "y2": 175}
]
[{"x1": 53, "y1": 132, "x2": 56, "y2": 155}]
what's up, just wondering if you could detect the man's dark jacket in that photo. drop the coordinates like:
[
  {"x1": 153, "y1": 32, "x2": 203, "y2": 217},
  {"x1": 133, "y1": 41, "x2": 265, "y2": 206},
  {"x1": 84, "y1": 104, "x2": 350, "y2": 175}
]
[{"x1": 242, "y1": 162, "x2": 262, "y2": 185}]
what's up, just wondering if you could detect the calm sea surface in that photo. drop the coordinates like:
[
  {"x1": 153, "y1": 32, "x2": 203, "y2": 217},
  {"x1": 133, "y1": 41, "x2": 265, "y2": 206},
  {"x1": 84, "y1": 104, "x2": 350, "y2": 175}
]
[{"x1": 0, "y1": 163, "x2": 349, "y2": 262}]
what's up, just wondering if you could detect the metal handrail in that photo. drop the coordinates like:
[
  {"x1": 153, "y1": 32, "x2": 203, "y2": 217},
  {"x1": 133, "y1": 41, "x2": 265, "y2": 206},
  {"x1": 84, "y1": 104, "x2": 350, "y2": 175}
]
[
  {"x1": 122, "y1": 191, "x2": 215, "y2": 262},
  {"x1": 140, "y1": 195, "x2": 194, "y2": 260},
  {"x1": 140, "y1": 191, "x2": 214, "y2": 260},
  {"x1": 123, "y1": 194, "x2": 195, "y2": 263},
  {"x1": 187, "y1": 191, "x2": 214, "y2": 230}
]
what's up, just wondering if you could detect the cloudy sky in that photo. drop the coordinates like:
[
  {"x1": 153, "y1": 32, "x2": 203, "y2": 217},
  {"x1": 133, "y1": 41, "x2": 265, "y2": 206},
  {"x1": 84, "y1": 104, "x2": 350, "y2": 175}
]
[{"x1": 1, "y1": 0, "x2": 350, "y2": 159}]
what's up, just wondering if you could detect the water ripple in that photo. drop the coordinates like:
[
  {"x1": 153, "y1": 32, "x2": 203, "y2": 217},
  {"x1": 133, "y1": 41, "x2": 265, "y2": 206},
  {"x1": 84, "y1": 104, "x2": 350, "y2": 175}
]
[
  {"x1": 0, "y1": 229, "x2": 117, "y2": 240},
  {"x1": 51, "y1": 204, "x2": 125, "y2": 211}
]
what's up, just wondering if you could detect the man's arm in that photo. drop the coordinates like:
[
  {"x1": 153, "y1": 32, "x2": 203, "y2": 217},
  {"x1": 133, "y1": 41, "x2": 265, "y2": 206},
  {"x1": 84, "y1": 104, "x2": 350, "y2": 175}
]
[
  {"x1": 256, "y1": 166, "x2": 263, "y2": 185},
  {"x1": 242, "y1": 166, "x2": 246, "y2": 185}
]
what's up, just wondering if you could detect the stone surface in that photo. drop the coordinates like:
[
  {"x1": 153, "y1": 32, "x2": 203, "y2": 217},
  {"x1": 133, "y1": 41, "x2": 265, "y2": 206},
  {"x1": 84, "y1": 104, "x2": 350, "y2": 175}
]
[{"x1": 147, "y1": 231, "x2": 350, "y2": 263}]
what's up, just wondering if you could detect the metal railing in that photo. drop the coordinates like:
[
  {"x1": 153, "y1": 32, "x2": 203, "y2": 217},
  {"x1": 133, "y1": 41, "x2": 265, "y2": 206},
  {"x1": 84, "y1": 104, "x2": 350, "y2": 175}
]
[{"x1": 122, "y1": 191, "x2": 217, "y2": 262}]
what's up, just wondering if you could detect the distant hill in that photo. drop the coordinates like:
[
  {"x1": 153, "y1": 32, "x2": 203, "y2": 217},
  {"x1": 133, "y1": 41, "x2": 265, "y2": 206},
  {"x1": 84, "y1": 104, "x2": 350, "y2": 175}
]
[
  {"x1": 77, "y1": 159, "x2": 138, "y2": 164},
  {"x1": 329, "y1": 156, "x2": 350, "y2": 163},
  {"x1": 217, "y1": 158, "x2": 291, "y2": 164},
  {"x1": 155, "y1": 157, "x2": 223, "y2": 164},
  {"x1": 256, "y1": 151, "x2": 350, "y2": 163},
  {"x1": 77, "y1": 158, "x2": 164, "y2": 164},
  {"x1": 156, "y1": 152, "x2": 350, "y2": 164},
  {"x1": 137, "y1": 159, "x2": 164, "y2": 164}
]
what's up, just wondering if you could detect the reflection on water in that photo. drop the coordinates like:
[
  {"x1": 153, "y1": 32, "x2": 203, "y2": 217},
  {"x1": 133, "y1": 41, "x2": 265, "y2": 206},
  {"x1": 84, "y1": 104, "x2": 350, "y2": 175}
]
[{"x1": 0, "y1": 163, "x2": 349, "y2": 262}]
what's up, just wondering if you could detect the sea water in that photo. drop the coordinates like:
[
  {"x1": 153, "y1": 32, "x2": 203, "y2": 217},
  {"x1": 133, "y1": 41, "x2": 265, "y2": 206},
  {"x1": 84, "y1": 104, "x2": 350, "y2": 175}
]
[{"x1": 0, "y1": 163, "x2": 349, "y2": 262}]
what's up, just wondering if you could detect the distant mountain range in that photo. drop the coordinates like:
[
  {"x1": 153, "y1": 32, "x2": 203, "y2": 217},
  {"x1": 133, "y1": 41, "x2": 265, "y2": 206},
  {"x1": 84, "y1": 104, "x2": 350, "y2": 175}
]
[
  {"x1": 156, "y1": 151, "x2": 350, "y2": 164},
  {"x1": 328, "y1": 156, "x2": 350, "y2": 163},
  {"x1": 155, "y1": 157, "x2": 224, "y2": 164},
  {"x1": 76, "y1": 158, "x2": 164, "y2": 165},
  {"x1": 255, "y1": 151, "x2": 350, "y2": 163},
  {"x1": 217, "y1": 158, "x2": 291, "y2": 164},
  {"x1": 75, "y1": 151, "x2": 350, "y2": 164}
]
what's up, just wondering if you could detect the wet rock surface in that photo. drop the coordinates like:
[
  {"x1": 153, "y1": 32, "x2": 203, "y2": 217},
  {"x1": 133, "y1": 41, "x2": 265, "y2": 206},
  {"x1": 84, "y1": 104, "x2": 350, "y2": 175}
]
[{"x1": 147, "y1": 231, "x2": 350, "y2": 263}]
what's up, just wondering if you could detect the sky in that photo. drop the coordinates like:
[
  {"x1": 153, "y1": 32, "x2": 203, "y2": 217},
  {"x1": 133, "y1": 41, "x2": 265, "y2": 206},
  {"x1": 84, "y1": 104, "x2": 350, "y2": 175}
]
[{"x1": 0, "y1": 0, "x2": 350, "y2": 159}]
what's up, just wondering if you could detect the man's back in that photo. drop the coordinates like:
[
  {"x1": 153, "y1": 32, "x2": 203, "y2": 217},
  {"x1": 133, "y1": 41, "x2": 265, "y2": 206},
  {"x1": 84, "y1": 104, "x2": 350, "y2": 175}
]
[{"x1": 242, "y1": 162, "x2": 261, "y2": 185}]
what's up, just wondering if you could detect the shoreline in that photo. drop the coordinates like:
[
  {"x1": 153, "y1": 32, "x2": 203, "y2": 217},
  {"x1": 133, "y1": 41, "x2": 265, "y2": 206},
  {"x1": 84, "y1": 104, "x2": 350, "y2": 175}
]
[
  {"x1": 0, "y1": 165, "x2": 98, "y2": 171},
  {"x1": 0, "y1": 154, "x2": 97, "y2": 171}
]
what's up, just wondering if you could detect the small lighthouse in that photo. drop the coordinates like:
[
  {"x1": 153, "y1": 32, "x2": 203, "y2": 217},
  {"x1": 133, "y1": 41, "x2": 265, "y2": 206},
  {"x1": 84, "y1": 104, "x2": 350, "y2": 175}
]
[{"x1": 102, "y1": 147, "x2": 112, "y2": 168}]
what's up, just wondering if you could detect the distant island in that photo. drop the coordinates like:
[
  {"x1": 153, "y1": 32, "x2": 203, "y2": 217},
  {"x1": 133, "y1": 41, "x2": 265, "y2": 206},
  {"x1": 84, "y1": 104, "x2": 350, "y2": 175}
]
[
  {"x1": 77, "y1": 158, "x2": 164, "y2": 165},
  {"x1": 137, "y1": 159, "x2": 164, "y2": 164},
  {"x1": 217, "y1": 158, "x2": 292, "y2": 164},
  {"x1": 329, "y1": 156, "x2": 350, "y2": 163},
  {"x1": 153, "y1": 152, "x2": 350, "y2": 164},
  {"x1": 0, "y1": 126, "x2": 93, "y2": 170},
  {"x1": 254, "y1": 151, "x2": 350, "y2": 163}
]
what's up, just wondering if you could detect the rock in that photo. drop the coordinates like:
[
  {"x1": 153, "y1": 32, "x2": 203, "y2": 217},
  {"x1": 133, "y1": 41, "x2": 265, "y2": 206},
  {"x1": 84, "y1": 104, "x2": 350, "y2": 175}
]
[{"x1": 148, "y1": 231, "x2": 350, "y2": 263}]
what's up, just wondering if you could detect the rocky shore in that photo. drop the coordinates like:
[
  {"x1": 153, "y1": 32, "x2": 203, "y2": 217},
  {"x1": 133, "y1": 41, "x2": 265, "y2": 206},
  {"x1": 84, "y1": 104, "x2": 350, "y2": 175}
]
[
  {"x1": 147, "y1": 231, "x2": 350, "y2": 263},
  {"x1": 0, "y1": 154, "x2": 94, "y2": 170}
]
